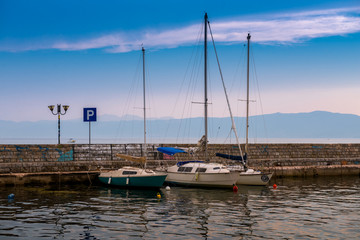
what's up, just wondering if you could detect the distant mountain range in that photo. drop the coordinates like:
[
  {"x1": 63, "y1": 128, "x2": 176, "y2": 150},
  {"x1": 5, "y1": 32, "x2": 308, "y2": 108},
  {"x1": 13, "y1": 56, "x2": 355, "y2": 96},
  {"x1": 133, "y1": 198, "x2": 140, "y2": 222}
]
[{"x1": 1, "y1": 111, "x2": 360, "y2": 143}]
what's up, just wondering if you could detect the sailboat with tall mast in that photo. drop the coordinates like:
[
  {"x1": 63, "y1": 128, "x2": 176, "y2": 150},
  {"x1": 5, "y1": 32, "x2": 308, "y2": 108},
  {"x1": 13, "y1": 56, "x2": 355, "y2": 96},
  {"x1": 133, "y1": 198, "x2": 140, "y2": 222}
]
[
  {"x1": 98, "y1": 47, "x2": 167, "y2": 188},
  {"x1": 222, "y1": 33, "x2": 273, "y2": 185},
  {"x1": 159, "y1": 13, "x2": 239, "y2": 188}
]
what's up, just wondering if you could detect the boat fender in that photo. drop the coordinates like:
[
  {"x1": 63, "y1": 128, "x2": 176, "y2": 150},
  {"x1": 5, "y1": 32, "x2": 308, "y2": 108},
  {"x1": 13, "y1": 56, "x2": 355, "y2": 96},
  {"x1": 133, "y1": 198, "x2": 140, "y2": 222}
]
[
  {"x1": 233, "y1": 184, "x2": 238, "y2": 192},
  {"x1": 8, "y1": 193, "x2": 15, "y2": 199},
  {"x1": 108, "y1": 177, "x2": 112, "y2": 184},
  {"x1": 126, "y1": 178, "x2": 129, "y2": 185},
  {"x1": 273, "y1": 184, "x2": 277, "y2": 189},
  {"x1": 157, "y1": 193, "x2": 161, "y2": 199},
  {"x1": 261, "y1": 174, "x2": 269, "y2": 182},
  {"x1": 165, "y1": 186, "x2": 171, "y2": 191},
  {"x1": 195, "y1": 172, "x2": 199, "y2": 181}
]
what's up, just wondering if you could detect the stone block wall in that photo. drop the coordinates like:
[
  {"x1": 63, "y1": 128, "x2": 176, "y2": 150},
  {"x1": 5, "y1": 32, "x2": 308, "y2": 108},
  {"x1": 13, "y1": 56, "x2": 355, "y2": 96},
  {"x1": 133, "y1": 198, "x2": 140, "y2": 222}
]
[
  {"x1": 0, "y1": 143, "x2": 360, "y2": 176},
  {"x1": 160, "y1": 143, "x2": 360, "y2": 166},
  {"x1": 0, "y1": 144, "x2": 163, "y2": 174}
]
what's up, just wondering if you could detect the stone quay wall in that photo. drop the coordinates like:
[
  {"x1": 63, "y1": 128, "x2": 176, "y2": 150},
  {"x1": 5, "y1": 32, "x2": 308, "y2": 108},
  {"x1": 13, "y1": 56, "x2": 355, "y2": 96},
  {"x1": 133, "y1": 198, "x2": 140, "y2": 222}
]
[{"x1": 0, "y1": 143, "x2": 359, "y2": 184}]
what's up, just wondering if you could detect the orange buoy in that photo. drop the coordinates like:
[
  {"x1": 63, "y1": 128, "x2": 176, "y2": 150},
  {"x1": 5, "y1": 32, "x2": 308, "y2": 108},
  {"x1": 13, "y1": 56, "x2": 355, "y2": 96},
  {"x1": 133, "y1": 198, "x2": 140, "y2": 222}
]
[
  {"x1": 273, "y1": 184, "x2": 277, "y2": 189},
  {"x1": 233, "y1": 184, "x2": 238, "y2": 192}
]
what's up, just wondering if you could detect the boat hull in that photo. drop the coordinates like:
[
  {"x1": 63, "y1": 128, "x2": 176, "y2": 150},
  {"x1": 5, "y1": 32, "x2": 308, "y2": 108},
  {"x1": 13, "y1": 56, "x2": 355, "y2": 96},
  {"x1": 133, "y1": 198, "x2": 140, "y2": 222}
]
[
  {"x1": 99, "y1": 174, "x2": 167, "y2": 188},
  {"x1": 236, "y1": 172, "x2": 273, "y2": 186},
  {"x1": 165, "y1": 171, "x2": 239, "y2": 188}
]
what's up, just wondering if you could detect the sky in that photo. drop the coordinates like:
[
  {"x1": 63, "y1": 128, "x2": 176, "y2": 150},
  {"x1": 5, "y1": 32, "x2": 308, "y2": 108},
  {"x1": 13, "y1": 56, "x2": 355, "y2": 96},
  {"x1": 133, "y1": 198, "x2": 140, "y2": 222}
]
[{"x1": 0, "y1": 0, "x2": 360, "y2": 122}]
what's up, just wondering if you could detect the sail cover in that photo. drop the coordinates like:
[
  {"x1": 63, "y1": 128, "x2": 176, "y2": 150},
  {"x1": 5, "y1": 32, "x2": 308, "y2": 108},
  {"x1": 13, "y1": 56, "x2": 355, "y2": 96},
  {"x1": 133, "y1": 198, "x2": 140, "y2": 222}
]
[
  {"x1": 216, "y1": 153, "x2": 247, "y2": 162},
  {"x1": 157, "y1": 147, "x2": 186, "y2": 156},
  {"x1": 116, "y1": 153, "x2": 146, "y2": 164}
]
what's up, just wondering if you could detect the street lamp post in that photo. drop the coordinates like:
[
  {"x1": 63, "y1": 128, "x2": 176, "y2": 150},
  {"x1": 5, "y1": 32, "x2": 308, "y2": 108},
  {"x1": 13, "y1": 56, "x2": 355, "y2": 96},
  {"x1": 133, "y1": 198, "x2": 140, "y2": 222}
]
[{"x1": 48, "y1": 104, "x2": 69, "y2": 144}]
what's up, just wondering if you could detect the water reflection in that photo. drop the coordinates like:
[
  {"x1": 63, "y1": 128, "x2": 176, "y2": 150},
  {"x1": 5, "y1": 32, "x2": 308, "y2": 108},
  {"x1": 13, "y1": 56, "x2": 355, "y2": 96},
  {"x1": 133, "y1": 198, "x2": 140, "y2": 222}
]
[{"x1": 0, "y1": 176, "x2": 359, "y2": 239}]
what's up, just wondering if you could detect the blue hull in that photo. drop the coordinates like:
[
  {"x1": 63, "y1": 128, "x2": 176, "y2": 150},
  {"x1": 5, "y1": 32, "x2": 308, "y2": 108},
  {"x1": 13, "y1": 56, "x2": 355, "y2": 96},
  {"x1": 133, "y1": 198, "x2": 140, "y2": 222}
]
[{"x1": 99, "y1": 175, "x2": 167, "y2": 188}]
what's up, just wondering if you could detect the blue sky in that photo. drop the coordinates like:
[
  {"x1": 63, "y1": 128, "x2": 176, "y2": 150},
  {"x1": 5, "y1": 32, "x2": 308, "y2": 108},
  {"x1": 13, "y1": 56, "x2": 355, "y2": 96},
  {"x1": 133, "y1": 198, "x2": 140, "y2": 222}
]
[{"x1": 0, "y1": 0, "x2": 360, "y2": 122}]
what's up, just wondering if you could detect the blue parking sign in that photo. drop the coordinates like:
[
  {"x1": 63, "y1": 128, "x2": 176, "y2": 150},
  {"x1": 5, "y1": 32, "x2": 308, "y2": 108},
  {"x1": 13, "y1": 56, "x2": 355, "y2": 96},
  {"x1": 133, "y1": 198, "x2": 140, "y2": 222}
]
[{"x1": 83, "y1": 108, "x2": 97, "y2": 122}]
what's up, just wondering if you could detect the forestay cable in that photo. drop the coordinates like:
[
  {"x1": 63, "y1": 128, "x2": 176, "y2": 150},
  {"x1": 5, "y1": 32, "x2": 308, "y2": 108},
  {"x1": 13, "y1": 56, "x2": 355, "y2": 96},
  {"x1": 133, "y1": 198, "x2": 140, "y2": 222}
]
[{"x1": 208, "y1": 21, "x2": 246, "y2": 165}]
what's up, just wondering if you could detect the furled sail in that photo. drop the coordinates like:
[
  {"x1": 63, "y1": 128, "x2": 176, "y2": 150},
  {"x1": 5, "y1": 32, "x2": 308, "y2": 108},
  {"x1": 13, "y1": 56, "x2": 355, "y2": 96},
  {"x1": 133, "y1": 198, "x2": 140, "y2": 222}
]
[
  {"x1": 157, "y1": 147, "x2": 186, "y2": 156},
  {"x1": 197, "y1": 135, "x2": 207, "y2": 151},
  {"x1": 216, "y1": 153, "x2": 247, "y2": 162},
  {"x1": 116, "y1": 153, "x2": 146, "y2": 164}
]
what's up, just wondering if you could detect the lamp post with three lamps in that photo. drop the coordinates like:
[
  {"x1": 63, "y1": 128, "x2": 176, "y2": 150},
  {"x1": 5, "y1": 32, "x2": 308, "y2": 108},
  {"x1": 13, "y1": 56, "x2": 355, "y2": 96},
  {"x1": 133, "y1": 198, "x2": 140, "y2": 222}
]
[{"x1": 48, "y1": 104, "x2": 69, "y2": 144}]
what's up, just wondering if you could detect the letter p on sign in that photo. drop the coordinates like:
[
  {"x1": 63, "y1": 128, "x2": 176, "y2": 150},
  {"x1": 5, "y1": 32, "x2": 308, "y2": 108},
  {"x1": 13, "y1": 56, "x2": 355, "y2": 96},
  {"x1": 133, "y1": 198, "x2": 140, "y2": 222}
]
[{"x1": 83, "y1": 108, "x2": 97, "y2": 122}]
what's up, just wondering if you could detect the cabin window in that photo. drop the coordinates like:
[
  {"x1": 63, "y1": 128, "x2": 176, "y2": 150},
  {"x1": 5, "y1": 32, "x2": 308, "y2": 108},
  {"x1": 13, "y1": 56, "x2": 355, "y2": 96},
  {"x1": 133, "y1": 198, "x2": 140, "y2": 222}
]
[
  {"x1": 213, "y1": 167, "x2": 220, "y2": 170},
  {"x1": 195, "y1": 168, "x2": 207, "y2": 173},
  {"x1": 178, "y1": 167, "x2": 193, "y2": 172},
  {"x1": 122, "y1": 171, "x2": 137, "y2": 175}
]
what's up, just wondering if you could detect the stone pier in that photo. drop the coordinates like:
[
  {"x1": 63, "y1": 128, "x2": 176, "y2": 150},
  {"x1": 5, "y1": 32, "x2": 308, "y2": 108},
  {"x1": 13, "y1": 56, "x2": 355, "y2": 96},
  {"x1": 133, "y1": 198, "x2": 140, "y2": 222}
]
[{"x1": 0, "y1": 143, "x2": 359, "y2": 185}]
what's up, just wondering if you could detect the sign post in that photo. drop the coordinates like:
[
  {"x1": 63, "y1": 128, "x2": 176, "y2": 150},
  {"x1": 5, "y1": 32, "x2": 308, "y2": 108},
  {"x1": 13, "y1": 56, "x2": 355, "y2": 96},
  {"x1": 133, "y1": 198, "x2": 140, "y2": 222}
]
[
  {"x1": 84, "y1": 108, "x2": 97, "y2": 165},
  {"x1": 83, "y1": 108, "x2": 97, "y2": 144}
]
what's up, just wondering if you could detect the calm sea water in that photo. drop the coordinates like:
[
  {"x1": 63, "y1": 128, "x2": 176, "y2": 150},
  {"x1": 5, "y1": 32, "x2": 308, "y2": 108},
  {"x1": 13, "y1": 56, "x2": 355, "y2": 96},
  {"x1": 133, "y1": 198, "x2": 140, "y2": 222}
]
[{"x1": 1, "y1": 176, "x2": 359, "y2": 239}]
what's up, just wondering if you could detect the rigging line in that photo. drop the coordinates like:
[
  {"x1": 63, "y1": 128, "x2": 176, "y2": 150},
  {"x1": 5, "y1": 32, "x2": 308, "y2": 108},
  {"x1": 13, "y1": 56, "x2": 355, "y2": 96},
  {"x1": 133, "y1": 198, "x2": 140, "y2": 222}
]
[
  {"x1": 223, "y1": 128, "x2": 232, "y2": 144},
  {"x1": 128, "y1": 53, "x2": 143, "y2": 141},
  {"x1": 214, "y1": 126, "x2": 221, "y2": 142},
  {"x1": 188, "y1": 20, "x2": 207, "y2": 142},
  {"x1": 130, "y1": 54, "x2": 143, "y2": 141},
  {"x1": 217, "y1": 42, "x2": 246, "y2": 140},
  {"x1": 225, "y1": 43, "x2": 246, "y2": 114},
  {"x1": 146, "y1": 53, "x2": 162, "y2": 139},
  {"x1": 237, "y1": 43, "x2": 248, "y2": 110},
  {"x1": 249, "y1": 46, "x2": 258, "y2": 143},
  {"x1": 176, "y1": 23, "x2": 204, "y2": 144},
  {"x1": 236, "y1": 44, "x2": 248, "y2": 143},
  {"x1": 208, "y1": 21, "x2": 245, "y2": 162},
  {"x1": 114, "y1": 51, "x2": 143, "y2": 140},
  {"x1": 178, "y1": 47, "x2": 200, "y2": 143},
  {"x1": 144, "y1": 51, "x2": 158, "y2": 142},
  {"x1": 250, "y1": 45, "x2": 269, "y2": 141},
  {"x1": 168, "y1": 20, "x2": 203, "y2": 144},
  {"x1": 207, "y1": 63, "x2": 214, "y2": 141},
  {"x1": 216, "y1": 128, "x2": 233, "y2": 154},
  {"x1": 208, "y1": 50, "x2": 220, "y2": 142},
  {"x1": 232, "y1": 43, "x2": 247, "y2": 109}
]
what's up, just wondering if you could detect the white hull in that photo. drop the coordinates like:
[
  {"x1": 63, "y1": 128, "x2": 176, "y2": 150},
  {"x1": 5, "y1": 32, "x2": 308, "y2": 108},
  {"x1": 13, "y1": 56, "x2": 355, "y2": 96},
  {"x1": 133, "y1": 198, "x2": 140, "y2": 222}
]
[
  {"x1": 166, "y1": 171, "x2": 239, "y2": 188},
  {"x1": 227, "y1": 166, "x2": 273, "y2": 186},
  {"x1": 236, "y1": 172, "x2": 273, "y2": 186},
  {"x1": 166, "y1": 162, "x2": 238, "y2": 188}
]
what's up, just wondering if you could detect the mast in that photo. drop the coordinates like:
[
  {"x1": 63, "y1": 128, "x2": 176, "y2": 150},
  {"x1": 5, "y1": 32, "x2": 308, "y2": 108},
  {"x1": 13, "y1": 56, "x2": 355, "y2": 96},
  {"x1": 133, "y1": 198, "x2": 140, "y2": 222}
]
[
  {"x1": 245, "y1": 33, "x2": 251, "y2": 154},
  {"x1": 142, "y1": 47, "x2": 147, "y2": 159},
  {"x1": 207, "y1": 20, "x2": 245, "y2": 165},
  {"x1": 204, "y1": 13, "x2": 208, "y2": 161}
]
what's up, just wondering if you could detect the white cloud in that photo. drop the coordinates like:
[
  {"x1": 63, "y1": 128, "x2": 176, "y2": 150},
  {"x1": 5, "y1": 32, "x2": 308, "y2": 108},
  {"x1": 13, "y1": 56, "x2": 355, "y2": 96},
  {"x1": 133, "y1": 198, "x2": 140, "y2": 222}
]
[
  {"x1": 53, "y1": 34, "x2": 125, "y2": 51},
  {"x1": 208, "y1": 7, "x2": 360, "y2": 44},
  {"x1": 1, "y1": 7, "x2": 360, "y2": 53}
]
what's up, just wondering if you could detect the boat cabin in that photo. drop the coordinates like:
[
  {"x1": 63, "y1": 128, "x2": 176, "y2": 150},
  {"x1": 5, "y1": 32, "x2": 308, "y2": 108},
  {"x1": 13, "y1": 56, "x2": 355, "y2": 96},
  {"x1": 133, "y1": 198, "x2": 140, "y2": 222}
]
[
  {"x1": 169, "y1": 162, "x2": 231, "y2": 174},
  {"x1": 122, "y1": 170, "x2": 137, "y2": 175}
]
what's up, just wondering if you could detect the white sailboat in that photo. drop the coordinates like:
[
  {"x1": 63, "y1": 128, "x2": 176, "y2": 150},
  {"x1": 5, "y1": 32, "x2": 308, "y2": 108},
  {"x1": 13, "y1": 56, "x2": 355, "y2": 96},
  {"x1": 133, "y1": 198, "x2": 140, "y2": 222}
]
[
  {"x1": 98, "y1": 47, "x2": 167, "y2": 188},
  {"x1": 160, "y1": 13, "x2": 238, "y2": 188},
  {"x1": 218, "y1": 33, "x2": 273, "y2": 185}
]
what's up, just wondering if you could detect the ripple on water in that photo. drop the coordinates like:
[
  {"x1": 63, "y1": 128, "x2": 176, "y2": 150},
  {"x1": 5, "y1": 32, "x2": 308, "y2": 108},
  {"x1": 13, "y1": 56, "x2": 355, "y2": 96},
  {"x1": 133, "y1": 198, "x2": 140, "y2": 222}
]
[{"x1": 0, "y1": 176, "x2": 359, "y2": 239}]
